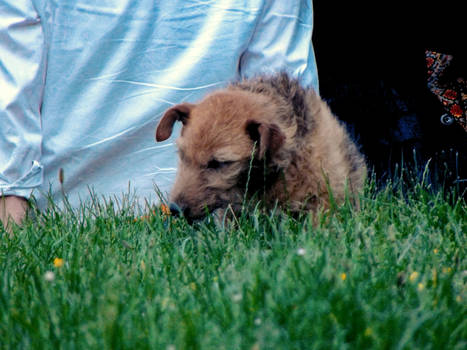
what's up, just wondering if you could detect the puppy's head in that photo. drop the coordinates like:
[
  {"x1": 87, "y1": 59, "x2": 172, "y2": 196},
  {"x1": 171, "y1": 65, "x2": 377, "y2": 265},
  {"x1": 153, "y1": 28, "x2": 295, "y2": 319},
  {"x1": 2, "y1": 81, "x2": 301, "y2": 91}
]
[{"x1": 155, "y1": 90, "x2": 285, "y2": 221}]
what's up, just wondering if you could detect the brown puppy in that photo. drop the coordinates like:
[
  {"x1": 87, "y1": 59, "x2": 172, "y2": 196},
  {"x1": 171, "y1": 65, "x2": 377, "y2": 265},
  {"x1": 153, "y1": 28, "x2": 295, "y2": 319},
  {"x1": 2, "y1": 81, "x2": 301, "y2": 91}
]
[{"x1": 156, "y1": 73, "x2": 366, "y2": 221}]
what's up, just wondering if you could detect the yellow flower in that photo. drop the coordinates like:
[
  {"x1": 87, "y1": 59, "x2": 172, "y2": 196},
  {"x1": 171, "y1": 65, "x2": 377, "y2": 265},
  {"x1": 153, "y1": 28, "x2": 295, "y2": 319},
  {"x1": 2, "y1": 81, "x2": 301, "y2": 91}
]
[
  {"x1": 364, "y1": 327, "x2": 373, "y2": 337},
  {"x1": 53, "y1": 258, "x2": 64, "y2": 268},
  {"x1": 340, "y1": 273, "x2": 347, "y2": 281},
  {"x1": 251, "y1": 343, "x2": 260, "y2": 350},
  {"x1": 161, "y1": 297, "x2": 170, "y2": 308},
  {"x1": 189, "y1": 282, "x2": 197, "y2": 291},
  {"x1": 442, "y1": 267, "x2": 452, "y2": 274},
  {"x1": 409, "y1": 271, "x2": 419, "y2": 282},
  {"x1": 433, "y1": 248, "x2": 439, "y2": 254},
  {"x1": 417, "y1": 283, "x2": 425, "y2": 291}
]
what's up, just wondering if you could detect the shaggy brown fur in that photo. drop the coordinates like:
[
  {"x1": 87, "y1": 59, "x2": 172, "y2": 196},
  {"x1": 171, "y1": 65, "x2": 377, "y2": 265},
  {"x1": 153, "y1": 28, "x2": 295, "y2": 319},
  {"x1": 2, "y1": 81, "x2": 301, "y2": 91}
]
[{"x1": 155, "y1": 73, "x2": 367, "y2": 221}]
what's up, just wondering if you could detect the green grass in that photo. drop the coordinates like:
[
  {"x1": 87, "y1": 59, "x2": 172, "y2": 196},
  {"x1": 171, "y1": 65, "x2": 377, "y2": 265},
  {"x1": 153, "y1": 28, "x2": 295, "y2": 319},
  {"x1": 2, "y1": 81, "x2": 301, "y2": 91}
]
[{"x1": 0, "y1": 178, "x2": 465, "y2": 349}]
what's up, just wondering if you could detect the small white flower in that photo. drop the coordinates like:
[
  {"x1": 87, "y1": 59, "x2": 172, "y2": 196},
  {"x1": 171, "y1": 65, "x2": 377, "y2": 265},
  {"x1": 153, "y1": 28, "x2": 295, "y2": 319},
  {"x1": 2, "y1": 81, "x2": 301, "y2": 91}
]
[
  {"x1": 44, "y1": 271, "x2": 55, "y2": 281},
  {"x1": 254, "y1": 318, "x2": 262, "y2": 326},
  {"x1": 232, "y1": 293, "x2": 243, "y2": 302},
  {"x1": 297, "y1": 248, "x2": 306, "y2": 256},
  {"x1": 166, "y1": 345, "x2": 176, "y2": 350}
]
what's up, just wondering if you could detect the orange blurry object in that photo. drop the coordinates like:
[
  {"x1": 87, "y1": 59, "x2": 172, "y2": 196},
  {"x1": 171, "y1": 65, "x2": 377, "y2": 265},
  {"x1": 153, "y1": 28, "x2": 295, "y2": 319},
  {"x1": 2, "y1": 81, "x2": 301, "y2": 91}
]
[{"x1": 160, "y1": 204, "x2": 171, "y2": 216}]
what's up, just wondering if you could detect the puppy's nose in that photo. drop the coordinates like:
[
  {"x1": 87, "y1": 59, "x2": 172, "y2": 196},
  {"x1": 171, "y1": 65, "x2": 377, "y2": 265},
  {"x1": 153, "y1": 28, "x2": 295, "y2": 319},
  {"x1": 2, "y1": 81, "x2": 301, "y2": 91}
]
[
  {"x1": 169, "y1": 202, "x2": 191, "y2": 218},
  {"x1": 169, "y1": 203, "x2": 182, "y2": 216}
]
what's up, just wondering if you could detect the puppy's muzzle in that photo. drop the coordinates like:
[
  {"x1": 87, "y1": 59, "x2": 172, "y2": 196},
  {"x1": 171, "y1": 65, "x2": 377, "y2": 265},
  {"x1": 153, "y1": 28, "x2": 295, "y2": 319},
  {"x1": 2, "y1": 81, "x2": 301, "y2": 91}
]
[{"x1": 169, "y1": 202, "x2": 190, "y2": 218}]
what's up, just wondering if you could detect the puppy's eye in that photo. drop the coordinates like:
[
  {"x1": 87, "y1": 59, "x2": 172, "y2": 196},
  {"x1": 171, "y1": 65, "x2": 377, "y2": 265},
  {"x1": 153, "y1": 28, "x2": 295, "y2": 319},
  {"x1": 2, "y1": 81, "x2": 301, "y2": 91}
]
[
  {"x1": 206, "y1": 159, "x2": 233, "y2": 170},
  {"x1": 207, "y1": 159, "x2": 221, "y2": 169}
]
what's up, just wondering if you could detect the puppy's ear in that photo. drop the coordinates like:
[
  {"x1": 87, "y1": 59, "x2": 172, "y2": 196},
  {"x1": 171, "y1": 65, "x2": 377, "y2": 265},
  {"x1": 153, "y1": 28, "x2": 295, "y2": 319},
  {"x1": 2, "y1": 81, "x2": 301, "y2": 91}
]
[
  {"x1": 155, "y1": 103, "x2": 194, "y2": 142},
  {"x1": 245, "y1": 120, "x2": 285, "y2": 159}
]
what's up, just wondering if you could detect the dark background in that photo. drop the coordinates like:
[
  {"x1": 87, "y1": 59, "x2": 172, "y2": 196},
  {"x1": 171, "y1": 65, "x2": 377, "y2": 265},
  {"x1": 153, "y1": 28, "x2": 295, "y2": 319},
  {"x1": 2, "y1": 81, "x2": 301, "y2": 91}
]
[{"x1": 312, "y1": 1, "x2": 466, "y2": 193}]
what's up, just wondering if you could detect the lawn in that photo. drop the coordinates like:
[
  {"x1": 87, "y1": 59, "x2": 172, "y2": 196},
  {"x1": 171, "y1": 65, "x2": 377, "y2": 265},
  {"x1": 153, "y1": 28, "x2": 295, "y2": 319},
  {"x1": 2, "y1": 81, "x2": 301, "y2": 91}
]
[{"x1": 0, "y1": 176, "x2": 465, "y2": 349}]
